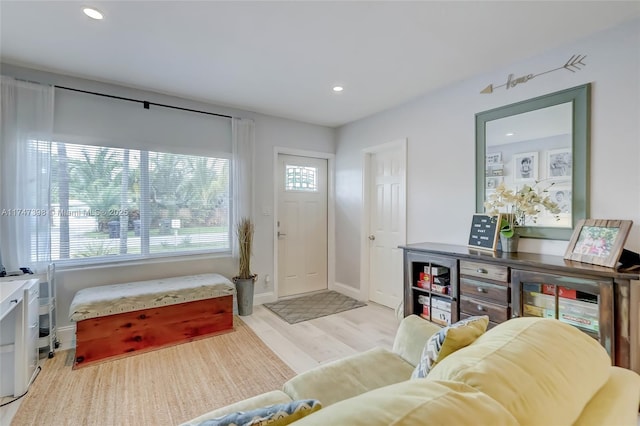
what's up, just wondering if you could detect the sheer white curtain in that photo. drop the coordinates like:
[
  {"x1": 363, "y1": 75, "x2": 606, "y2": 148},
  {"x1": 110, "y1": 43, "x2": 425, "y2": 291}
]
[
  {"x1": 0, "y1": 76, "x2": 54, "y2": 272},
  {"x1": 231, "y1": 117, "x2": 255, "y2": 257}
]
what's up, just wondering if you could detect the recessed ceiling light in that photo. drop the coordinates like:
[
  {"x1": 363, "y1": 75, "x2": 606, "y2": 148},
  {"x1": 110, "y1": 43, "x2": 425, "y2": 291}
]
[
  {"x1": 505, "y1": 132, "x2": 514, "y2": 136},
  {"x1": 332, "y1": 86, "x2": 344, "y2": 92},
  {"x1": 83, "y1": 7, "x2": 104, "y2": 20}
]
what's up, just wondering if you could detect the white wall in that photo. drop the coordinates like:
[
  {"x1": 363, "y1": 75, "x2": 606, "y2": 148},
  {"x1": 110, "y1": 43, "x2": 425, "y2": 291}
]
[
  {"x1": 252, "y1": 115, "x2": 336, "y2": 300},
  {"x1": 335, "y1": 19, "x2": 640, "y2": 289},
  {"x1": 0, "y1": 63, "x2": 336, "y2": 329}
]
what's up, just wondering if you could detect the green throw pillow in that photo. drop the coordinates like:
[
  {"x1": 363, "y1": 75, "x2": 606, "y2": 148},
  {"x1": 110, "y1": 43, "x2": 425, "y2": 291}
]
[
  {"x1": 197, "y1": 399, "x2": 322, "y2": 426},
  {"x1": 411, "y1": 315, "x2": 489, "y2": 379}
]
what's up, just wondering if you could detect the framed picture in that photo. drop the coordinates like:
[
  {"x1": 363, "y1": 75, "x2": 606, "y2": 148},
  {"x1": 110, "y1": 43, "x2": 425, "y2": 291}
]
[
  {"x1": 564, "y1": 219, "x2": 633, "y2": 268},
  {"x1": 547, "y1": 148, "x2": 572, "y2": 178},
  {"x1": 548, "y1": 187, "x2": 571, "y2": 214},
  {"x1": 513, "y1": 152, "x2": 538, "y2": 182},
  {"x1": 486, "y1": 152, "x2": 502, "y2": 165},
  {"x1": 485, "y1": 164, "x2": 504, "y2": 177},
  {"x1": 486, "y1": 176, "x2": 503, "y2": 190}
]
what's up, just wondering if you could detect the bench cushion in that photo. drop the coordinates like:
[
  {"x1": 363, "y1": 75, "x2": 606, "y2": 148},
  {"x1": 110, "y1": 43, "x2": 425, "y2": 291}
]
[{"x1": 69, "y1": 273, "x2": 235, "y2": 321}]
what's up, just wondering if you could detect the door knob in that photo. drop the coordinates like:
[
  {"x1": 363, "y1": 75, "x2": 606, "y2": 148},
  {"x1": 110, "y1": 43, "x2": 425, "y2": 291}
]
[
  {"x1": 368, "y1": 235, "x2": 375, "y2": 240},
  {"x1": 278, "y1": 232, "x2": 287, "y2": 237}
]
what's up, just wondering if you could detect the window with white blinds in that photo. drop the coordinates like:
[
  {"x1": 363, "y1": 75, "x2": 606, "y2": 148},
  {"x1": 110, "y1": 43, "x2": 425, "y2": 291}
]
[
  {"x1": 45, "y1": 141, "x2": 230, "y2": 261},
  {"x1": 1, "y1": 83, "x2": 233, "y2": 267}
]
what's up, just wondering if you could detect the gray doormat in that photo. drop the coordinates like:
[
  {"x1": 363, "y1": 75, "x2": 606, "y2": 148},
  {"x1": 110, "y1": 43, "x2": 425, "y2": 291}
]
[{"x1": 264, "y1": 291, "x2": 366, "y2": 324}]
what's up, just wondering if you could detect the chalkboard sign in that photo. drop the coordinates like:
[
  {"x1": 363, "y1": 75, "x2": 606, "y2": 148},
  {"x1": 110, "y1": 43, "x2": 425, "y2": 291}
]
[{"x1": 468, "y1": 214, "x2": 501, "y2": 251}]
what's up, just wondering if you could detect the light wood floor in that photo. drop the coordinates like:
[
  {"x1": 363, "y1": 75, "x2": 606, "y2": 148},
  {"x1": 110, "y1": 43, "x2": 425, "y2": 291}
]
[
  {"x1": 242, "y1": 302, "x2": 399, "y2": 374},
  {"x1": 0, "y1": 302, "x2": 397, "y2": 425}
]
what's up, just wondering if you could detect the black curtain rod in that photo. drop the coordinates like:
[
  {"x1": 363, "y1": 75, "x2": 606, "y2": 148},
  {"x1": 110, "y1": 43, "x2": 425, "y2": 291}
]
[{"x1": 55, "y1": 85, "x2": 233, "y2": 119}]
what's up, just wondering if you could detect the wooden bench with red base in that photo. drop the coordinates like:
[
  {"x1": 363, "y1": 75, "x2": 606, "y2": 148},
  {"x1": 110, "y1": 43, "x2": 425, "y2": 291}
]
[
  {"x1": 69, "y1": 273, "x2": 236, "y2": 369},
  {"x1": 73, "y1": 295, "x2": 233, "y2": 369}
]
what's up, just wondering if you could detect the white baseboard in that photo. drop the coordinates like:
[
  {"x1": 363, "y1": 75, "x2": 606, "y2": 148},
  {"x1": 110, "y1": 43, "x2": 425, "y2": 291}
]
[
  {"x1": 331, "y1": 281, "x2": 366, "y2": 301},
  {"x1": 56, "y1": 325, "x2": 76, "y2": 351},
  {"x1": 253, "y1": 291, "x2": 277, "y2": 305}
]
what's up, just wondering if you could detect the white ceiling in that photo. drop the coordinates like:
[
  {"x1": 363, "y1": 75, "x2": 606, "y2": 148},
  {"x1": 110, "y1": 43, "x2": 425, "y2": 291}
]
[{"x1": 1, "y1": 1, "x2": 639, "y2": 127}]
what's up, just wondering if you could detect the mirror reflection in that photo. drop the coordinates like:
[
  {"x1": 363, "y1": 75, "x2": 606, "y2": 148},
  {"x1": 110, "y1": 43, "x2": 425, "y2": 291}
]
[
  {"x1": 476, "y1": 83, "x2": 590, "y2": 240},
  {"x1": 485, "y1": 102, "x2": 573, "y2": 228}
]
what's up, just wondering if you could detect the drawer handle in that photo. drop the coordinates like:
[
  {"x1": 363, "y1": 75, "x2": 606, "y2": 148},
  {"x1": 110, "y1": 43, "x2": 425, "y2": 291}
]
[
  {"x1": 477, "y1": 305, "x2": 485, "y2": 312},
  {"x1": 476, "y1": 287, "x2": 487, "y2": 293},
  {"x1": 476, "y1": 268, "x2": 487, "y2": 274}
]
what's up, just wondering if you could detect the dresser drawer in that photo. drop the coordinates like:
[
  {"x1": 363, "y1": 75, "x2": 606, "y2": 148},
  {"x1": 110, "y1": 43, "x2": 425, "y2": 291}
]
[
  {"x1": 460, "y1": 277, "x2": 509, "y2": 305},
  {"x1": 460, "y1": 296, "x2": 510, "y2": 323},
  {"x1": 460, "y1": 260, "x2": 508, "y2": 283}
]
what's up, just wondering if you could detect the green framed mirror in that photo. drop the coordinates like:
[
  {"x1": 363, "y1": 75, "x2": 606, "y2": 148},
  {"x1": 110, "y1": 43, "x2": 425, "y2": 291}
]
[{"x1": 475, "y1": 84, "x2": 590, "y2": 240}]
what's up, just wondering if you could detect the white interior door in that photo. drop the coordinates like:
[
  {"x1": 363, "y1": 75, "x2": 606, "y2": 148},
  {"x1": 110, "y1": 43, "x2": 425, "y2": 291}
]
[
  {"x1": 277, "y1": 154, "x2": 328, "y2": 297},
  {"x1": 367, "y1": 143, "x2": 406, "y2": 308}
]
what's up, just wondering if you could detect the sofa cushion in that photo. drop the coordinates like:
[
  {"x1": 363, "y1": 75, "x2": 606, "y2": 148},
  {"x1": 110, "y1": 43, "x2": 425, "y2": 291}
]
[
  {"x1": 180, "y1": 391, "x2": 293, "y2": 425},
  {"x1": 392, "y1": 314, "x2": 442, "y2": 367},
  {"x1": 427, "y1": 317, "x2": 611, "y2": 426},
  {"x1": 291, "y1": 379, "x2": 518, "y2": 426},
  {"x1": 573, "y1": 366, "x2": 640, "y2": 426},
  {"x1": 192, "y1": 399, "x2": 321, "y2": 426},
  {"x1": 282, "y1": 347, "x2": 413, "y2": 406},
  {"x1": 411, "y1": 315, "x2": 489, "y2": 378}
]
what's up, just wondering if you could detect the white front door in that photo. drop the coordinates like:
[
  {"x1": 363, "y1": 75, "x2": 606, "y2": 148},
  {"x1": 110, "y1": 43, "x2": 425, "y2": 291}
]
[
  {"x1": 277, "y1": 154, "x2": 328, "y2": 297},
  {"x1": 367, "y1": 142, "x2": 406, "y2": 308}
]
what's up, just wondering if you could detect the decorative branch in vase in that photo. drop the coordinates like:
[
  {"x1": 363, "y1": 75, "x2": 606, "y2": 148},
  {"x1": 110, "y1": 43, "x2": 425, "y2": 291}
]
[
  {"x1": 233, "y1": 217, "x2": 257, "y2": 316},
  {"x1": 484, "y1": 182, "x2": 561, "y2": 252}
]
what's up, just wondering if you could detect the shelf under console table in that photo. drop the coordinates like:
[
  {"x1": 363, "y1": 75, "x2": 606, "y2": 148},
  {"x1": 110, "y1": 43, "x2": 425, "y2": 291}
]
[{"x1": 401, "y1": 242, "x2": 640, "y2": 373}]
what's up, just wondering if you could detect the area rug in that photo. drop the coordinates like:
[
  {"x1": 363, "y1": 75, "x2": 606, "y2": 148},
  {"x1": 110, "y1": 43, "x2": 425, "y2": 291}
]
[
  {"x1": 263, "y1": 290, "x2": 367, "y2": 324},
  {"x1": 11, "y1": 318, "x2": 295, "y2": 426}
]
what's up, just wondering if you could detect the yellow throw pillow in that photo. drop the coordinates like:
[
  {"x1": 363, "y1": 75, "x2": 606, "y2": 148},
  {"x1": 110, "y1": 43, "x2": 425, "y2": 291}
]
[{"x1": 411, "y1": 315, "x2": 489, "y2": 378}]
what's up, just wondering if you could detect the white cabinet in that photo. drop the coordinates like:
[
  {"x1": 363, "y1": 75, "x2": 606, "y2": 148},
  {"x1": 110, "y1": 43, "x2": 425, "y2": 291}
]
[
  {"x1": 0, "y1": 280, "x2": 23, "y2": 397},
  {"x1": 0, "y1": 278, "x2": 39, "y2": 397},
  {"x1": 21, "y1": 279, "x2": 40, "y2": 394}
]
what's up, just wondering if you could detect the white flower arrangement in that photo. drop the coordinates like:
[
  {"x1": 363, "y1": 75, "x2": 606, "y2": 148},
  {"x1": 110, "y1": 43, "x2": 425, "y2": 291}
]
[{"x1": 484, "y1": 182, "x2": 562, "y2": 238}]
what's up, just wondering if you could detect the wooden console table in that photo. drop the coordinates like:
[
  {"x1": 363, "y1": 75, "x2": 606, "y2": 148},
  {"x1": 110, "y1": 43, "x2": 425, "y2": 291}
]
[{"x1": 401, "y1": 242, "x2": 640, "y2": 373}]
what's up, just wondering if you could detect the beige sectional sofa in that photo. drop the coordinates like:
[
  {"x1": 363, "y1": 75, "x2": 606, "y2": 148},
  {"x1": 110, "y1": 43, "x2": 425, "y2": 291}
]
[{"x1": 182, "y1": 315, "x2": 640, "y2": 425}]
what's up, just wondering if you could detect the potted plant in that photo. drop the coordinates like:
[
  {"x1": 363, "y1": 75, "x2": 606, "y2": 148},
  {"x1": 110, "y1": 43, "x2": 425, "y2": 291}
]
[
  {"x1": 484, "y1": 182, "x2": 561, "y2": 252},
  {"x1": 233, "y1": 217, "x2": 257, "y2": 316}
]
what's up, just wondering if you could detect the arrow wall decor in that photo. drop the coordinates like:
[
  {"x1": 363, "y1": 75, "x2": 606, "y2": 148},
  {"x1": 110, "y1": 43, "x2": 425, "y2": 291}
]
[{"x1": 481, "y1": 54, "x2": 587, "y2": 94}]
